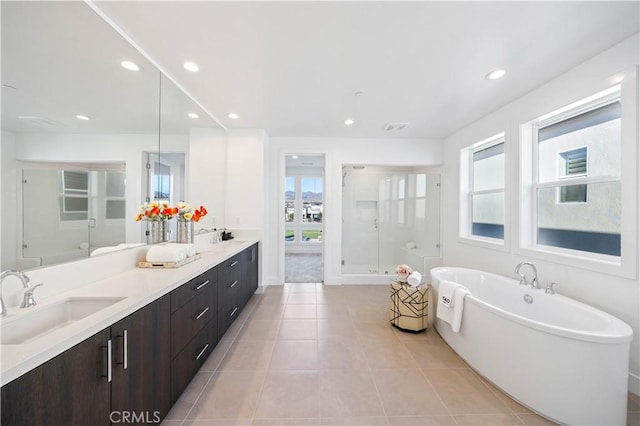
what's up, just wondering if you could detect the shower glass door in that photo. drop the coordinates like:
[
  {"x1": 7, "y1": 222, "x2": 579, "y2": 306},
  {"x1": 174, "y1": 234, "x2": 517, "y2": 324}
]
[{"x1": 342, "y1": 166, "x2": 440, "y2": 275}]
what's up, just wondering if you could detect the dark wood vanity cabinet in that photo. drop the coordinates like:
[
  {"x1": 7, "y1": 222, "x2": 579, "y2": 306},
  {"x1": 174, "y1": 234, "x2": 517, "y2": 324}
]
[
  {"x1": 111, "y1": 294, "x2": 172, "y2": 422},
  {"x1": 0, "y1": 295, "x2": 170, "y2": 426},
  {"x1": 170, "y1": 266, "x2": 219, "y2": 402},
  {"x1": 1, "y1": 329, "x2": 112, "y2": 426},
  {"x1": 1, "y1": 243, "x2": 259, "y2": 426},
  {"x1": 243, "y1": 243, "x2": 259, "y2": 306},
  {"x1": 217, "y1": 253, "x2": 243, "y2": 340}
]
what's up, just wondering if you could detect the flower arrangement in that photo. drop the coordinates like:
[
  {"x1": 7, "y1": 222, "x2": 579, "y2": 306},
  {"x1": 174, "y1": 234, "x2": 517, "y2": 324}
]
[
  {"x1": 135, "y1": 201, "x2": 207, "y2": 222},
  {"x1": 395, "y1": 264, "x2": 413, "y2": 282},
  {"x1": 175, "y1": 202, "x2": 208, "y2": 222},
  {"x1": 135, "y1": 201, "x2": 178, "y2": 222}
]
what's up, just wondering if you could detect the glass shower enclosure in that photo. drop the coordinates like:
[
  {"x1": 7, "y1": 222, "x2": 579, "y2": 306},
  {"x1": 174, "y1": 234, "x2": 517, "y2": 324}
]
[{"x1": 341, "y1": 166, "x2": 440, "y2": 276}]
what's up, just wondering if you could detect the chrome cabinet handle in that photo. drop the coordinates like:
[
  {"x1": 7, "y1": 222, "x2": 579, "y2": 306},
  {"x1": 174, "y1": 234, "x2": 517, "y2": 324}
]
[
  {"x1": 229, "y1": 280, "x2": 238, "y2": 288},
  {"x1": 195, "y1": 280, "x2": 210, "y2": 290},
  {"x1": 117, "y1": 330, "x2": 128, "y2": 369},
  {"x1": 106, "y1": 339, "x2": 113, "y2": 382},
  {"x1": 195, "y1": 344, "x2": 210, "y2": 360},
  {"x1": 123, "y1": 329, "x2": 128, "y2": 369},
  {"x1": 230, "y1": 260, "x2": 239, "y2": 267},
  {"x1": 230, "y1": 307, "x2": 238, "y2": 317},
  {"x1": 195, "y1": 306, "x2": 210, "y2": 320}
]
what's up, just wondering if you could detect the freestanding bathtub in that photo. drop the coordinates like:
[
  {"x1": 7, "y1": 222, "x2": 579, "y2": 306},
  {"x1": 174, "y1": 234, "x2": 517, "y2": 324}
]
[{"x1": 430, "y1": 267, "x2": 633, "y2": 426}]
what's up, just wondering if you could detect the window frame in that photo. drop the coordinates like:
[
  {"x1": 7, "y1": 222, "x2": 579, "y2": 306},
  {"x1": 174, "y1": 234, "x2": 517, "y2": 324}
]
[
  {"x1": 518, "y1": 80, "x2": 637, "y2": 278},
  {"x1": 459, "y1": 132, "x2": 509, "y2": 251}
]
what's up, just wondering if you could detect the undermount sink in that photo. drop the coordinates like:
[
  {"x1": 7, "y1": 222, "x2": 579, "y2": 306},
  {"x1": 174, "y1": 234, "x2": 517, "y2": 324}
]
[{"x1": 1, "y1": 297, "x2": 125, "y2": 345}]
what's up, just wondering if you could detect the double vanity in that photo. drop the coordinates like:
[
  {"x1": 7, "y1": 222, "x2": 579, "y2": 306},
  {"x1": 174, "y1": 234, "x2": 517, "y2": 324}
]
[{"x1": 0, "y1": 239, "x2": 259, "y2": 425}]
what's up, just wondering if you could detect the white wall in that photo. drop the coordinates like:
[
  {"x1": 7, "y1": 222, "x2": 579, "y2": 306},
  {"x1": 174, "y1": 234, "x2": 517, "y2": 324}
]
[
  {"x1": 266, "y1": 137, "x2": 443, "y2": 286},
  {"x1": 225, "y1": 129, "x2": 268, "y2": 231},
  {"x1": 188, "y1": 128, "x2": 227, "y2": 231},
  {"x1": 441, "y1": 34, "x2": 640, "y2": 394}
]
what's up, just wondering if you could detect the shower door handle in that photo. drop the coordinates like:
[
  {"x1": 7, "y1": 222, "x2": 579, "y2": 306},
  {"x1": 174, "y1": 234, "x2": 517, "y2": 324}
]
[{"x1": 373, "y1": 218, "x2": 378, "y2": 229}]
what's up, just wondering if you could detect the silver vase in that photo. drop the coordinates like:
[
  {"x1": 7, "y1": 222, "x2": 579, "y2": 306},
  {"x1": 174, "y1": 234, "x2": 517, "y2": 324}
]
[
  {"x1": 149, "y1": 220, "x2": 168, "y2": 244},
  {"x1": 176, "y1": 220, "x2": 194, "y2": 244}
]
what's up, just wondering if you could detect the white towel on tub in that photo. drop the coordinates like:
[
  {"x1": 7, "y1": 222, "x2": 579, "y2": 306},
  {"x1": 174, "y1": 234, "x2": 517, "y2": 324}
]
[{"x1": 437, "y1": 280, "x2": 470, "y2": 333}]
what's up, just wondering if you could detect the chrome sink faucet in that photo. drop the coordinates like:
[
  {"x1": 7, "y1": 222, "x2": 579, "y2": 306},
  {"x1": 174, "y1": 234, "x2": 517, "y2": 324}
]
[
  {"x1": 514, "y1": 262, "x2": 540, "y2": 289},
  {"x1": 0, "y1": 270, "x2": 42, "y2": 316}
]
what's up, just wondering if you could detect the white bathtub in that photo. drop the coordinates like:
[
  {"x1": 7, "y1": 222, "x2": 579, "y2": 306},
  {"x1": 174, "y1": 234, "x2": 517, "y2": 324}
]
[{"x1": 430, "y1": 267, "x2": 633, "y2": 426}]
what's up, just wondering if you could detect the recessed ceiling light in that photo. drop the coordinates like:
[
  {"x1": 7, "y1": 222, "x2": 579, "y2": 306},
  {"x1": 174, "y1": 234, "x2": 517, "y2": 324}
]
[
  {"x1": 121, "y1": 60, "x2": 139, "y2": 71},
  {"x1": 486, "y1": 69, "x2": 506, "y2": 80},
  {"x1": 344, "y1": 118, "x2": 355, "y2": 126},
  {"x1": 291, "y1": 155, "x2": 299, "y2": 159},
  {"x1": 183, "y1": 61, "x2": 199, "y2": 72},
  {"x1": 188, "y1": 113, "x2": 199, "y2": 119},
  {"x1": 75, "y1": 114, "x2": 91, "y2": 121},
  {"x1": 228, "y1": 113, "x2": 239, "y2": 120}
]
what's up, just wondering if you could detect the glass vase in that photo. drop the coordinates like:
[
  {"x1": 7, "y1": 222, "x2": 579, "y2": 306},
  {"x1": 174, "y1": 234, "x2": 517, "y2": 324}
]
[{"x1": 176, "y1": 220, "x2": 194, "y2": 244}]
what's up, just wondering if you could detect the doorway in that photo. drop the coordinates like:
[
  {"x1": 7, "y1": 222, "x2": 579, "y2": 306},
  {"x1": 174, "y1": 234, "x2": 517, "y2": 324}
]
[{"x1": 284, "y1": 154, "x2": 324, "y2": 283}]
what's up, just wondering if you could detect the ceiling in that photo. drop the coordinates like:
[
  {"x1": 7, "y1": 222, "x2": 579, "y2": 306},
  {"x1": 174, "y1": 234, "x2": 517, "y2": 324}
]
[
  {"x1": 6, "y1": 1, "x2": 639, "y2": 140},
  {"x1": 1, "y1": 1, "x2": 220, "y2": 135},
  {"x1": 92, "y1": 1, "x2": 639, "y2": 139}
]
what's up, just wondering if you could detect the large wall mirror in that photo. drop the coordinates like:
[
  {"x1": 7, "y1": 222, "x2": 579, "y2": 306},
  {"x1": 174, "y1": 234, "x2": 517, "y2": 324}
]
[{"x1": 1, "y1": 1, "x2": 224, "y2": 270}]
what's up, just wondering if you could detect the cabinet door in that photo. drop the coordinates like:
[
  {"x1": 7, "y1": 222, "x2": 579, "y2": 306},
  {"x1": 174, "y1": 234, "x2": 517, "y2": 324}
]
[
  {"x1": 111, "y1": 295, "x2": 171, "y2": 422},
  {"x1": 1, "y1": 329, "x2": 111, "y2": 426},
  {"x1": 244, "y1": 243, "x2": 259, "y2": 304}
]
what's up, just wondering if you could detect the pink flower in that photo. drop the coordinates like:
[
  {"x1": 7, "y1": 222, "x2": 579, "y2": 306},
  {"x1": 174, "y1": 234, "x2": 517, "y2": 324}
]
[{"x1": 395, "y1": 264, "x2": 413, "y2": 279}]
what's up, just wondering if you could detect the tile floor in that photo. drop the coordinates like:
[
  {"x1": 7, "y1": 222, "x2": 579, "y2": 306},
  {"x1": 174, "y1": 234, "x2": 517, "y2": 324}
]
[{"x1": 162, "y1": 284, "x2": 640, "y2": 426}]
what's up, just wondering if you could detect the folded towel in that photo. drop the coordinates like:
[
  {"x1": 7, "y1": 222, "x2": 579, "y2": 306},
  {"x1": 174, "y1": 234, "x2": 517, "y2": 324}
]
[
  {"x1": 437, "y1": 280, "x2": 470, "y2": 333},
  {"x1": 407, "y1": 271, "x2": 422, "y2": 286},
  {"x1": 146, "y1": 245, "x2": 187, "y2": 263},
  {"x1": 173, "y1": 243, "x2": 197, "y2": 257}
]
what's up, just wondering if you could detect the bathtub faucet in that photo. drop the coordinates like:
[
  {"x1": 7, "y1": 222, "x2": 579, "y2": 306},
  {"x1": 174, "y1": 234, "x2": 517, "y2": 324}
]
[{"x1": 514, "y1": 262, "x2": 540, "y2": 290}]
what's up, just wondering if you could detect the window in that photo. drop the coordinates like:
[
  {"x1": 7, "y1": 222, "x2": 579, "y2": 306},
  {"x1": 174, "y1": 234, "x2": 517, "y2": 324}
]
[
  {"x1": 460, "y1": 133, "x2": 506, "y2": 242},
  {"x1": 59, "y1": 170, "x2": 89, "y2": 221},
  {"x1": 558, "y1": 147, "x2": 588, "y2": 203},
  {"x1": 105, "y1": 171, "x2": 126, "y2": 219},
  {"x1": 284, "y1": 175, "x2": 323, "y2": 244},
  {"x1": 532, "y1": 87, "x2": 621, "y2": 257},
  {"x1": 153, "y1": 162, "x2": 171, "y2": 201}
]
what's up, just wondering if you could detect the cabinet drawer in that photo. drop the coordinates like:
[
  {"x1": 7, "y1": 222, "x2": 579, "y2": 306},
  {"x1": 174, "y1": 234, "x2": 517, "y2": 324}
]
[
  {"x1": 171, "y1": 267, "x2": 218, "y2": 313},
  {"x1": 171, "y1": 283, "x2": 218, "y2": 358},
  {"x1": 171, "y1": 320, "x2": 218, "y2": 402},
  {"x1": 218, "y1": 302, "x2": 240, "y2": 340},
  {"x1": 221, "y1": 254, "x2": 241, "y2": 282},
  {"x1": 219, "y1": 274, "x2": 240, "y2": 304}
]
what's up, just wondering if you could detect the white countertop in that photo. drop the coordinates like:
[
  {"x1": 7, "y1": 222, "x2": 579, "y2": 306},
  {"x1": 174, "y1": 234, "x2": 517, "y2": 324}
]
[{"x1": 0, "y1": 238, "x2": 258, "y2": 386}]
